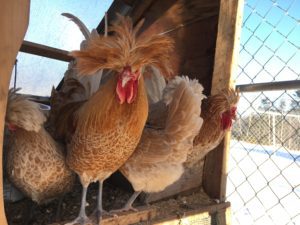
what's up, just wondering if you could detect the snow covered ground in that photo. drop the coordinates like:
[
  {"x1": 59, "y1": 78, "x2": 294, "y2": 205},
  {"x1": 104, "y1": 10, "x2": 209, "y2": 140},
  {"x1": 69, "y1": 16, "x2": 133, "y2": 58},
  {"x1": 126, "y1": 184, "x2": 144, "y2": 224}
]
[{"x1": 227, "y1": 140, "x2": 300, "y2": 225}]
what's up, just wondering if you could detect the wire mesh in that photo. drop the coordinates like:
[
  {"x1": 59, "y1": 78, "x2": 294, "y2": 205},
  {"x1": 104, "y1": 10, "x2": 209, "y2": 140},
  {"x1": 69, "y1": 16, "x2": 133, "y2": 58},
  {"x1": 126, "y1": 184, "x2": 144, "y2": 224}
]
[{"x1": 227, "y1": 0, "x2": 300, "y2": 225}]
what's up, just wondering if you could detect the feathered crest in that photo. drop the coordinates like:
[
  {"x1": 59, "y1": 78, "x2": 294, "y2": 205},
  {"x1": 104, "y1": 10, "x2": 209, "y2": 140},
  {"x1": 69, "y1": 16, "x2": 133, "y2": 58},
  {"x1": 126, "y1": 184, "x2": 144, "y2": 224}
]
[
  {"x1": 71, "y1": 14, "x2": 174, "y2": 78},
  {"x1": 225, "y1": 88, "x2": 240, "y2": 106},
  {"x1": 6, "y1": 89, "x2": 46, "y2": 132},
  {"x1": 206, "y1": 88, "x2": 240, "y2": 115}
]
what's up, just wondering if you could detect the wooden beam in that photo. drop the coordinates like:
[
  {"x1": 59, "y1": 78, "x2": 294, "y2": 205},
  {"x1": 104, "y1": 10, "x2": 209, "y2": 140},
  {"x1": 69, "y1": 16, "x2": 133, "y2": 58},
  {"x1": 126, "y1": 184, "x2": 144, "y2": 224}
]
[
  {"x1": 152, "y1": 202, "x2": 231, "y2": 225},
  {"x1": 203, "y1": 0, "x2": 244, "y2": 201},
  {"x1": 0, "y1": 1, "x2": 30, "y2": 224},
  {"x1": 20, "y1": 40, "x2": 73, "y2": 62}
]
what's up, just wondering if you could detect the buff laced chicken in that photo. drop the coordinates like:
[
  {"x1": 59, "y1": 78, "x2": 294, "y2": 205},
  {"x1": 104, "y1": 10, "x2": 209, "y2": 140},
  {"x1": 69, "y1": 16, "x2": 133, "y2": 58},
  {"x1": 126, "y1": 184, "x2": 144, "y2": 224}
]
[
  {"x1": 110, "y1": 76, "x2": 205, "y2": 212},
  {"x1": 190, "y1": 88, "x2": 240, "y2": 163},
  {"x1": 5, "y1": 89, "x2": 75, "y2": 206},
  {"x1": 53, "y1": 15, "x2": 174, "y2": 225}
]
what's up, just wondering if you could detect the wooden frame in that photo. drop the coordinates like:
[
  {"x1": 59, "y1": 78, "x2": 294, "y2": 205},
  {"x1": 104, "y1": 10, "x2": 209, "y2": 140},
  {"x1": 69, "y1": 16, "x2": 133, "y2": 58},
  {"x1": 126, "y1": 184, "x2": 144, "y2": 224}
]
[
  {"x1": 0, "y1": 1, "x2": 30, "y2": 224},
  {"x1": 203, "y1": 0, "x2": 244, "y2": 201},
  {"x1": 0, "y1": 0, "x2": 244, "y2": 224}
]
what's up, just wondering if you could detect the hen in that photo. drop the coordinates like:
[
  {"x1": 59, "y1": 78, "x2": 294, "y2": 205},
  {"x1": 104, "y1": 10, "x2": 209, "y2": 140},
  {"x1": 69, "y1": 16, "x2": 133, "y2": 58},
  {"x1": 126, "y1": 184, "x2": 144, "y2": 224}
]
[
  {"x1": 111, "y1": 76, "x2": 205, "y2": 212},
  {"x1": 54, "y1": 15, "x2": 174, "y2": 225},
  {"x1": 190, "y1": 88, "x2": 240, "y2": 165},
  {"x1": 5, "y1": 89, "x2": 75, "y2": 205}
]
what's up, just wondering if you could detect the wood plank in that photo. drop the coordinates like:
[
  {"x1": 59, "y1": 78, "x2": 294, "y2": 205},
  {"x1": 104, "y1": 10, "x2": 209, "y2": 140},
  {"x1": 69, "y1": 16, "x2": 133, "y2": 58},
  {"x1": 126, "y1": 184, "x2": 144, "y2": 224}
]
[
  {"x1": 96, "y1": 0, "x2": 133, "y2": 34},
  {"x1": 151, "y1": 202, "x2": 230, "y2": 225},
  {"x1": 20, "y1": 40, "x2": 73, "y2": 62},
  {"x1": 49, "y1": 206, "x2": 157, "y2": 225},
  {"x1": 203, "y1": 0, "x2": 244, "y2": 201},
  {"x1": 0, "y1": 1, "x2": 30, "y2": 224}
]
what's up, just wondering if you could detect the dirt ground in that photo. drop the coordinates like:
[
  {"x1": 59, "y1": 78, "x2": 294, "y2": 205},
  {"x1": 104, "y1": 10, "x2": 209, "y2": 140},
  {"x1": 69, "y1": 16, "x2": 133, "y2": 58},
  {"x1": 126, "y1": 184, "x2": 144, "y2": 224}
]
[
  {"x1": 5, "y1": 178, "x2": 215, "y2": 225},
  {"x1": 5, "y1": 180, "x2": 133, "y2": 225}
]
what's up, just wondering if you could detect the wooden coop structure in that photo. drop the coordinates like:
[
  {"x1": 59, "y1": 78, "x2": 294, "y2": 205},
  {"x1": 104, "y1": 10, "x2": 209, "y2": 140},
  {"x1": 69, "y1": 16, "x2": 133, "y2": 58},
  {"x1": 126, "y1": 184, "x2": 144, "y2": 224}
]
[{"x1": 0, "y1": 0, "x2": 243, "y2": 224}]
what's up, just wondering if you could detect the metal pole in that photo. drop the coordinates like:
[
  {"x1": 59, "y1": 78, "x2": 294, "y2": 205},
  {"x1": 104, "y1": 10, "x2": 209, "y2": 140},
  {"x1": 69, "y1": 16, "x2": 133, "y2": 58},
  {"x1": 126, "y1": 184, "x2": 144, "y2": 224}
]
[{"x1": 236, "y1": 80, "x2": 300, "y2": 92}]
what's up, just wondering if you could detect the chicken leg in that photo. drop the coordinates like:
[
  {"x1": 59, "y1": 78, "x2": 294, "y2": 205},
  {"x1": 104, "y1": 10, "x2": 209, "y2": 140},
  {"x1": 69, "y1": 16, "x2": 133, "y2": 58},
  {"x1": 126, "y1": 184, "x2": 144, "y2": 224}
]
[
  {"x1": 92, "y1": 180, "x2": 105, "y2": 224},
  {"x1": 65, "y1": 184, "x2": 92, "y2": 225},
  {"x1": 110, "y1": 191, "x2": 141, "y2": 213}
]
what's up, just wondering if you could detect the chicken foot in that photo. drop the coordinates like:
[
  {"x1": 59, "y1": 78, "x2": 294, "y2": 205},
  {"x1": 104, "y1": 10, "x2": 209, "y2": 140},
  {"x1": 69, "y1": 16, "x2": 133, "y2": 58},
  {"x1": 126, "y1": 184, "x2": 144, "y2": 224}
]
[
  {"x1": 110, "y1": 191, "x2": 141, "y2": 213},
  {"x1": 65, "y1": 185, "x2": 92, "y2": 225}
]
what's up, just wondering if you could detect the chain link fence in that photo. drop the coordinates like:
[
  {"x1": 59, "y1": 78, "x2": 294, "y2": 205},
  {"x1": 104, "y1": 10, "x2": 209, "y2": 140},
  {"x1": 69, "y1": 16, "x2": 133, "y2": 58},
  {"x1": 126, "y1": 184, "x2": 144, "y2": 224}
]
[{"x1": 226, "y1": 0, "x2": 300, "y2": 224}]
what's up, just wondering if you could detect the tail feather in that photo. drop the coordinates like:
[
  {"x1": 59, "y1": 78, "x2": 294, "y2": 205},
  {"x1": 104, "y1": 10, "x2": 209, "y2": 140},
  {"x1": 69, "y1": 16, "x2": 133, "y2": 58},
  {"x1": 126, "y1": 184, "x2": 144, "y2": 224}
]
[
  {"x1": 144, "y1": 66, "x2": 166, "y2": 105},
  {"x1": 61, "y1": 13, "x2": 102, "y2": 97},
  {"x1": 62, "y1": 13, "x2": 90, "y2": 40},
  {"x1": 136, "y1": 76, "x2": 205, "y2": 164},
  {"x1": 164, "y1": 76, "x2": 205, "y2": 162}
]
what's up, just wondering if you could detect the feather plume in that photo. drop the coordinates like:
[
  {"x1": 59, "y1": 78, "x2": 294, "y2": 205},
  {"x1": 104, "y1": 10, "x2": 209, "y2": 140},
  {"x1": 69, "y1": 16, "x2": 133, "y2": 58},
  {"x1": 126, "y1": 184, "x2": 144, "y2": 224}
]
[{"x1": 71, "y1": 14, "x2": 174, "y2": 78}]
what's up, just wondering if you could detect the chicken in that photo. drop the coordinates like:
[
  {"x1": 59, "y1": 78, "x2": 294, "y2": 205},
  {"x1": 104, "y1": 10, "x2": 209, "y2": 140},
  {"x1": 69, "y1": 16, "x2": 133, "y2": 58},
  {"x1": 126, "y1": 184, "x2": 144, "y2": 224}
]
[
  {"x1": 190, "y1": 88, "x2": 240, "y2": 164},
  {"x1": 110, "y1": 76, "x2": 205, "y2": 212},
  {"x1": 53, "y1": 15, "x2": 174, "y2": 225},
  {"x1": 5, "y1": 89, "x2": 75, "y2": 205},
  {"x1": 144, "y1": 76, "x2": 239, "y2": 165}
]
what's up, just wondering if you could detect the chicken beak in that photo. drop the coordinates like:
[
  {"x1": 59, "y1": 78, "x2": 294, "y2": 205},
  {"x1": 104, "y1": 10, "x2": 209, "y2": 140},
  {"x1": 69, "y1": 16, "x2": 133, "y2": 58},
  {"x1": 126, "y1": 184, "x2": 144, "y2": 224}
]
[{"x1": 122, "y1": 76, "x2": 132, "y2": 87}]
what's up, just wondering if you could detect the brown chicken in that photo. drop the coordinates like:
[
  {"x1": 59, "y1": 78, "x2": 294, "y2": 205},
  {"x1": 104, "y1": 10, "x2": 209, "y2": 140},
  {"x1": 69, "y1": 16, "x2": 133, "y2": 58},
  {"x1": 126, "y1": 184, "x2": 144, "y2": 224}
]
[
  {"x1": 5, "y1": 89, "x2": 75, "y2": 205},
  {"x1": 53, "y1": 15, "x2": 174, "y2": 225},
  {"x1": 189, "y1": 88, "x2": 240, "y2": 164},
  {"x1": 111, "y1": 76, "x2": 205, "y2": 212}
]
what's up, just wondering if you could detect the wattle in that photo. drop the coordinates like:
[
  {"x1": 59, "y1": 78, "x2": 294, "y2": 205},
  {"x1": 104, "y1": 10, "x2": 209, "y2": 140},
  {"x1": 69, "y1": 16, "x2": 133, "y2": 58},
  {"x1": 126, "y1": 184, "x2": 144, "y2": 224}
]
[
  {"x1": 116, "y1": 79, "x2": 138, "y2": 104},
  {"x1": 221, "y1": 114, "x2": 232, "y2": 130}
]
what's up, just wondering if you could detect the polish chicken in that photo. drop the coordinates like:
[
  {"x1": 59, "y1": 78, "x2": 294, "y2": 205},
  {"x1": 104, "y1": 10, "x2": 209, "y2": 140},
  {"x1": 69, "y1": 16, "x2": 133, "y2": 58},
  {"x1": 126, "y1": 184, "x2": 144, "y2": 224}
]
[
  {"x1": 5, "y1": 89, "x2": 75, "y2": 205},
  {"x1": 189, "y1": 88, "x2": 240, "y2": 164},
  {"x1": 52, "y1": 15, "x2": 174, "y2": 225},
  {"x1": 111, "y1": 76, "x2": 205, "y2": 212}
]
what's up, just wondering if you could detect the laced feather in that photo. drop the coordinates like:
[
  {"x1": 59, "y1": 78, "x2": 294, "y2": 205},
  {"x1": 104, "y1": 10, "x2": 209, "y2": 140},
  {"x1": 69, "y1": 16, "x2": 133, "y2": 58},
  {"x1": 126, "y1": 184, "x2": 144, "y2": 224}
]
[
  {"x1": 71, "y1": 14, "x2": 174, "y2": 78},
  {"x1": 6, "y1": 89, "x2": 46, "y2": 132}
]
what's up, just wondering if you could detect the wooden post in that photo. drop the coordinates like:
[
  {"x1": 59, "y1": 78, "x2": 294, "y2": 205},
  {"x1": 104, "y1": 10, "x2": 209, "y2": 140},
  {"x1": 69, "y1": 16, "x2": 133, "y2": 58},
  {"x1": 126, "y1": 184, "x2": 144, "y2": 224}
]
[
  {"x1": 203, "y1": 0, "x2": 244, "y2": 201},
  {"x1": 0, "y1": 1, "x2": 30, "y2": 224}
]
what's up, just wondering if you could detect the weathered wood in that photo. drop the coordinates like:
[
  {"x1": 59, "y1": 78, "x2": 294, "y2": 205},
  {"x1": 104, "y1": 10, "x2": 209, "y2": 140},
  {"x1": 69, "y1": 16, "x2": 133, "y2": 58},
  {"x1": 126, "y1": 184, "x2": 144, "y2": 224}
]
[
  {"x1": 203, "y1": 0, "x2": 244, "y2": 201},
  {"x1": 49, "y1": 206, "x2": 157, "y2": 225},
  {"x1": 96, "y1": 0, "x2": 133, "y2": 34},
  {"x1": 0, "y1": 1, "x2": 30, "y2": 224},
  {"x1": 151, "y1": 202, "x2": 231, "y2": 225},
  {"x1": 20, "y1": 40, "x2": 73, "y2": 62}
]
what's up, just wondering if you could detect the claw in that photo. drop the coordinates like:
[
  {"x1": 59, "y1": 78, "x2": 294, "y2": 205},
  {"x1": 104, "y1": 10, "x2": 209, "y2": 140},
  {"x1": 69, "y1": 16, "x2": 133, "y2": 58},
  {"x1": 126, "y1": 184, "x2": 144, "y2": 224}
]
[{"x1": 64, "y1": 215, "x2": 93, "y2": 225}]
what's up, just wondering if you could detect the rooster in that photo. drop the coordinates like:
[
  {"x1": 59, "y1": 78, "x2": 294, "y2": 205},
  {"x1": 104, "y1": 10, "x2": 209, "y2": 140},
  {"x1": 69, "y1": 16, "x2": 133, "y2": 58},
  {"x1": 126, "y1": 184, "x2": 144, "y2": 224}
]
[
  {"x1": 5, "y1": 89, "x2": 75, "y2": 206},
  {"x1": 110, "y1": 76, "x2": 205, "y2": 212},
  {"x1": 53, "y1": 15, "x2": 174, "y2": 225}
]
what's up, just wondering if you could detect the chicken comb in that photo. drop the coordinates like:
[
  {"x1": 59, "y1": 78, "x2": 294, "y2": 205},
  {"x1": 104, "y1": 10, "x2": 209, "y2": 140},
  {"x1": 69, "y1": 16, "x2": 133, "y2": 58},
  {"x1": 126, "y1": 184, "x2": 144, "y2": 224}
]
[{"x1": 70, "y1": 14, "x2": 174, "y2": 78}]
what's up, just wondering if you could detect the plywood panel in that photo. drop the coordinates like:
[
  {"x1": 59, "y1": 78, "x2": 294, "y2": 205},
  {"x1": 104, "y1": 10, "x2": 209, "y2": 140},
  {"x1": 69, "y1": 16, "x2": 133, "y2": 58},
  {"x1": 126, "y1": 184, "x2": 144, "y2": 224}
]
[{"x1": 0, "y1": 1, "x2": 30, "y2": 224}]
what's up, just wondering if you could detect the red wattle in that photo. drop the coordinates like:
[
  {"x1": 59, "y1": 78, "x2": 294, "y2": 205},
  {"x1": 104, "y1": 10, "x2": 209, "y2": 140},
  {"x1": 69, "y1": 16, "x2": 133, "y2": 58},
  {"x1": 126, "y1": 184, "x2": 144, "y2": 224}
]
[
  {"x1": 221, "y1": 111, "x2": 233, "y2": 130},
  {"x1": 116, "y1": 79, "x2": 138, "y2": 104}
]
